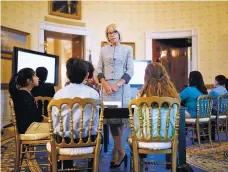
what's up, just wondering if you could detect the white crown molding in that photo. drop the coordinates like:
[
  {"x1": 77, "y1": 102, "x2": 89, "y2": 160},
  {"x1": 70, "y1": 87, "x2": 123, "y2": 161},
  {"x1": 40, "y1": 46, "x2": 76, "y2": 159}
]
[{"x1": 39, "y1": 21, "x2": 91, "y2": 61}]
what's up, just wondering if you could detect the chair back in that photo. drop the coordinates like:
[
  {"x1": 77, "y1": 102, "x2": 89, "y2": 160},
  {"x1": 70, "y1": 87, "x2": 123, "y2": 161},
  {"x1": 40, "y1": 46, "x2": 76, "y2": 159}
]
[
  {"x1": 34, "y1": 96, "x2": 53, "y2": 116},
  {"x1": 47, "y1": 97, "x2": 104, "y2": 150},
  {"x1": 217, "y1": 93, "x2": 228, "y2": 116},
  {"x1": 9, "y1": 98, "x2": 20, "y2": 139},
  {"x1": 196, "y1": 95, "x2": 213, "y2": 119},
  {"x1": 128, "y1": 96, "x2": 180, "y2": 142}
]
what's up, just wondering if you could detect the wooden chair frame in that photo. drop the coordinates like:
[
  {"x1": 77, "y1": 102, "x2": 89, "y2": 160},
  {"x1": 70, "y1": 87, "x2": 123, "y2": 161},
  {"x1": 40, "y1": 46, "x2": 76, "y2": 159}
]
[
  {"x1": 47, "y1": 97, "x2": 104, "y2": 172},
  {"x1": 9, "y1": 98, "x2": 49, "y2": 172},
  {"x1": 186, "y1": 95, "x2": 213, "y2": 147},
  {"x1": 35, "y1": 96, "x2": 53, "y2": 116},
  {"x1": 128, "y1": 96, "x2": 180, "y2": 172},
  {"x1": 214, "y1": 94, "x2": 228, "y2": 143}
]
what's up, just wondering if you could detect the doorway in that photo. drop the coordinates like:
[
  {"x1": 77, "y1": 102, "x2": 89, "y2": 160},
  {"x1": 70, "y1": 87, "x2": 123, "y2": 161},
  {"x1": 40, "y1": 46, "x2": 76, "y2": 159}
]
[
  {"x1": 45, "y1": 30, "x2": 85, "y2": 89},
  {"x1": 145, "y1": 29, "x2": 198, "y2": 71},
  {"x1": 152, "y1": 38, "x2": 191, "y2": 91},
  {"x1": 39, "y1": 21, "x2": 91, "y2": 89}
]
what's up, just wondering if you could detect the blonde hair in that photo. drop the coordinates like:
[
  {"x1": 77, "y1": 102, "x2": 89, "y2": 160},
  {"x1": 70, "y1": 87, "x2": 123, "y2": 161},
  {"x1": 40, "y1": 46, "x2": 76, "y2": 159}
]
[
  {"x1": 105, "y1": 24, "x2": 122, "y2": 44},
  {"x1": 139, "y1": 62, "x2": 179, "y2": 98}
]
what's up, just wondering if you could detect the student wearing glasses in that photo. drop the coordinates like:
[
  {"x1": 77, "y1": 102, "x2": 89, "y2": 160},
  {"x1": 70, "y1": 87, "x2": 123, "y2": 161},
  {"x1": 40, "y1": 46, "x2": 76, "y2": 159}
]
[{"x1": 96, "y1": 24, "x2": 134, "y2": 168}]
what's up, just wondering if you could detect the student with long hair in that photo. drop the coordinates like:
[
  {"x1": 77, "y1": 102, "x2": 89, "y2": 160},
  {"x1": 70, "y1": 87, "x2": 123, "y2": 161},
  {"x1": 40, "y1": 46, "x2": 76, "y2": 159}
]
[
  {"x1": 134, "y1": 63, "x2": 179, "y2": 170},
  {"x1": 180, "y1": 71, "x2": 208, "y2": 118},
  {"x1": 9, "y1": 68, "x2": 48, "y2": 134},
  {"x1": 138, "y1": 63, "x2": 179, "y2": 98}
]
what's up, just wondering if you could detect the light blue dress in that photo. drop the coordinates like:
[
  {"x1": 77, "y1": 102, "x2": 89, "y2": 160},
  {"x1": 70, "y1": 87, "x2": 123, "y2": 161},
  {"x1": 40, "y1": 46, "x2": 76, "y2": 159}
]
[
  {"x1": 133, "y1": 94, "x2": 178, "y2": 139},
  {"x1": 96, "y1": 44, "x2": 134, "y2": 107}
]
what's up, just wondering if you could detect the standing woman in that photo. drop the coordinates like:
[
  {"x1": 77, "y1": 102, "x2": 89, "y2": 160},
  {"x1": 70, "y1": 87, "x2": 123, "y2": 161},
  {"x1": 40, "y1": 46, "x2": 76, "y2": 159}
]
[{"x1": 97, "y1": 24, "x2": 134, "y2": 168}]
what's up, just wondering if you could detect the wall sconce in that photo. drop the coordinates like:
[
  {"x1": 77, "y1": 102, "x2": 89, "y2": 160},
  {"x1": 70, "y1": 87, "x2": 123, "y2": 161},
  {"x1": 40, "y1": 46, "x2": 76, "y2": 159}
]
[
  {"x1": 171, "y1": 49, "x2": 179, "y2": 57},
  {"x1": 160, "y1": 50, "x2": 167, "y2": 59}
]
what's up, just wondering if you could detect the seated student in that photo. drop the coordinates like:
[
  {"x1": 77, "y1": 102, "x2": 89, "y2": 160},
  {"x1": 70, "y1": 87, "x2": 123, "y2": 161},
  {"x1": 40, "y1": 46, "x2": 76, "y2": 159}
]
[
  {"x1": 209, "y1": 75, "x2": 227, "y2": 112},
  {"x1": 134, "y1": 62, "x2": 179, "y2": 138},
  {"x1": 31, "y1": 67, "x2": 55, "y2": 97},
  {"x1": 180, "y1": 71, "x2": 208, "y2": 118},
  {"x1": 53, "y1": 58, "x2": 100, "y2": 138},
  {"x1": 83, "y1": 61, "x2": 100, "y2": 94},
  {"x1": 8, "y1": 68, "x2": 48, "y2": 134},
  {"x1": 31, "y1": 67, "x2": 55, "y2": 116},
  {"x1": 52, "y1": 58, "x2": 100, "y2": 168},
  {"x1": 225, "y1": 78, "x2": 228, "y2": 91}
]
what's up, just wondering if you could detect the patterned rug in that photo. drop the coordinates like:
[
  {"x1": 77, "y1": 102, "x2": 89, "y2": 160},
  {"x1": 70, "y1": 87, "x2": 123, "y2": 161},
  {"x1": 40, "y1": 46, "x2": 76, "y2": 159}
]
[
  {"x1": 1, "y1": 137, "x2": 47, "y2": 172},
  {"x1": 186, "y1": 141, "x2": 228, "y2": 172},
  {"x1": 5, "y1": 130, "x2": 226, "y2": 172},
  {"x1": 1, "y1": 134, "x2": 169, "y2": 172}
]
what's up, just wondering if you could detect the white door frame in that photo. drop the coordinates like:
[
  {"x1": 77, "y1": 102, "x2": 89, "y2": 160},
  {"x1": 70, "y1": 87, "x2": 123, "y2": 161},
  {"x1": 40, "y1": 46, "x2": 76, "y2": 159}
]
[
  {"x1": 39, "y1": 21, "x2": 91, "y2": 60},
  {"x1": 145, "y1": 29, "x2": 198, "y2": 72}
]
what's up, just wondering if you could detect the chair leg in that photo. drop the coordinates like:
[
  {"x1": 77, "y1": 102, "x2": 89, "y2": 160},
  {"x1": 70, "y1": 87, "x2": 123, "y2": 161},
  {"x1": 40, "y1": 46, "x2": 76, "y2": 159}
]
[
  {"x1": 15, "y1": 140, "x2": 21, "y2": 172},
  {"x1": 226, "y1": 118, "x2": 228, "y2": 140},
  {"x1": 208, "y1": 122, "x2": 213, "y2": 146},
  {"x1": 192, "y1": 125, "x2": 195, "y2": 145},
  {"x1": 133, "y1": 152, "x2": 139, "y2": 172},
  {"x1": 196, "y1": 123, "x2": 201, "y2": 148},
  {"x1": 88, "y1": 158, "x2": 93, "y2": 172},
  {"x1": 52, "y1": 153, "x2": 58, "y2": 172},
  {"x1": 48, "y1": 153, "x2": 52, "y2": 172},
  {"x1": 130, "y1": 152, "x2": 133, "y2": 172},
  {"x1": 171, "y1": 144, "x2": 177, "y2": 172},
  {"x1": 217, "y1": 120, "x2": 221, "y2": 144},
  {"x1": 139, "y1": 156, "x2": 145, "y2": 172}
]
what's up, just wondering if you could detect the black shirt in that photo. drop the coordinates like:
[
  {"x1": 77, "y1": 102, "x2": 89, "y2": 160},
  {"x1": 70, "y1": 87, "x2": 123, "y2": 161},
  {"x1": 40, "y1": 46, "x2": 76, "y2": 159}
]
[
  {"x1": 31, "y1": 83, "x2": 55, "y2": 116},
  {"x1": 13, "y1": 90, "x2": 43, "y2": 134},
  {"x1": 31, "y1": 82, "x2": 55, "y2": 97}
]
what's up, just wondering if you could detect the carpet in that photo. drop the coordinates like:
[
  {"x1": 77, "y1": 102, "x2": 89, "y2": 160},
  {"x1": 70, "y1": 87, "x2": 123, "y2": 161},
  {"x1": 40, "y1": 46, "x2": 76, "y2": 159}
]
[
  {"x1": 1, "y1": 137, "x2": 46, "y2": 172},
  {"x1": 1, "y1": 128, "x2": 203, "y2": 172},
  {"x1": 186, "y1": 142, "x2": 228, "y2": 172}
]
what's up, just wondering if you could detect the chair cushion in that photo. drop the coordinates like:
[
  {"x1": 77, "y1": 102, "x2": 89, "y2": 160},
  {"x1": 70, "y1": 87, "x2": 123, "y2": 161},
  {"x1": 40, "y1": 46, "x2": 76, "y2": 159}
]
[
  {"x1": 185, "y1": 118, "x2": 209, "y2": 123},
  {"x1": 46, "y1": 142, "x2": 94, "y2": 156},
  {"x1": 128, "y1": 138, "x2": 171, "y2": 150},
  {"x1": 211, "y1": 115, "x2": 216, "y2": 120},
  {"x1": 211, "y1": 115, "x2": 227, "y2": 119},
  {"x1": 20, "y1": 133, "x2": 49, "y2": 140}
]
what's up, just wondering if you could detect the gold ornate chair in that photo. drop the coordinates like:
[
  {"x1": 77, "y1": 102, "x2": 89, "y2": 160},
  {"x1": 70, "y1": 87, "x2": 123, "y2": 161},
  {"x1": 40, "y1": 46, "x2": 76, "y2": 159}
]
[
  {"x1": 128, "y1": 96, "x2": 180, "y2": 172},
  {"x1": 47, "y1": 97, "x2": 104, "y2": 172},
  {"x1": 35, "y1": 96, "x2": 53, "y2": 116},
  {"x1": 185, "y1": 95, "x2": 213, "y2": 147},
  {"x1": 9, "y1": 98, "x2": 49, "y2": 172},
  {"x1": 211, "y1": 94, "x2": 228, "y2": 143}
]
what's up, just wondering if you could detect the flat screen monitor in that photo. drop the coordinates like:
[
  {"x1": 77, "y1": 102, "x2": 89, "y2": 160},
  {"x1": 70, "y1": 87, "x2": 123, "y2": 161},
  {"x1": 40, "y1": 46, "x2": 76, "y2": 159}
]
[
  {"x1": 129, "y1": 60, "x2": 151, "y2": 87},
  {"x1": 12, "y1": 47, "x2": 59, "y2": 85}
]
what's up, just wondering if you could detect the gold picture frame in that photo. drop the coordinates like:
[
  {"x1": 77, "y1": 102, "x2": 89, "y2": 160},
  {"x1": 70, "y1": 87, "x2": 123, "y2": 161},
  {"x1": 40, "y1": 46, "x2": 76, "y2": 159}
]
[
  {"x1": 101, "y1": 41, "x2": 136, "y2": 59},
  {"x1": 1, "y1": 26, "x2": 30, "y2": 59},
  {"x1": 48, "y1": 0, "x2": 81, "y2": 20},
  {"x1": 1, "y1": 26, "x2": 30, "y2": 89}
]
